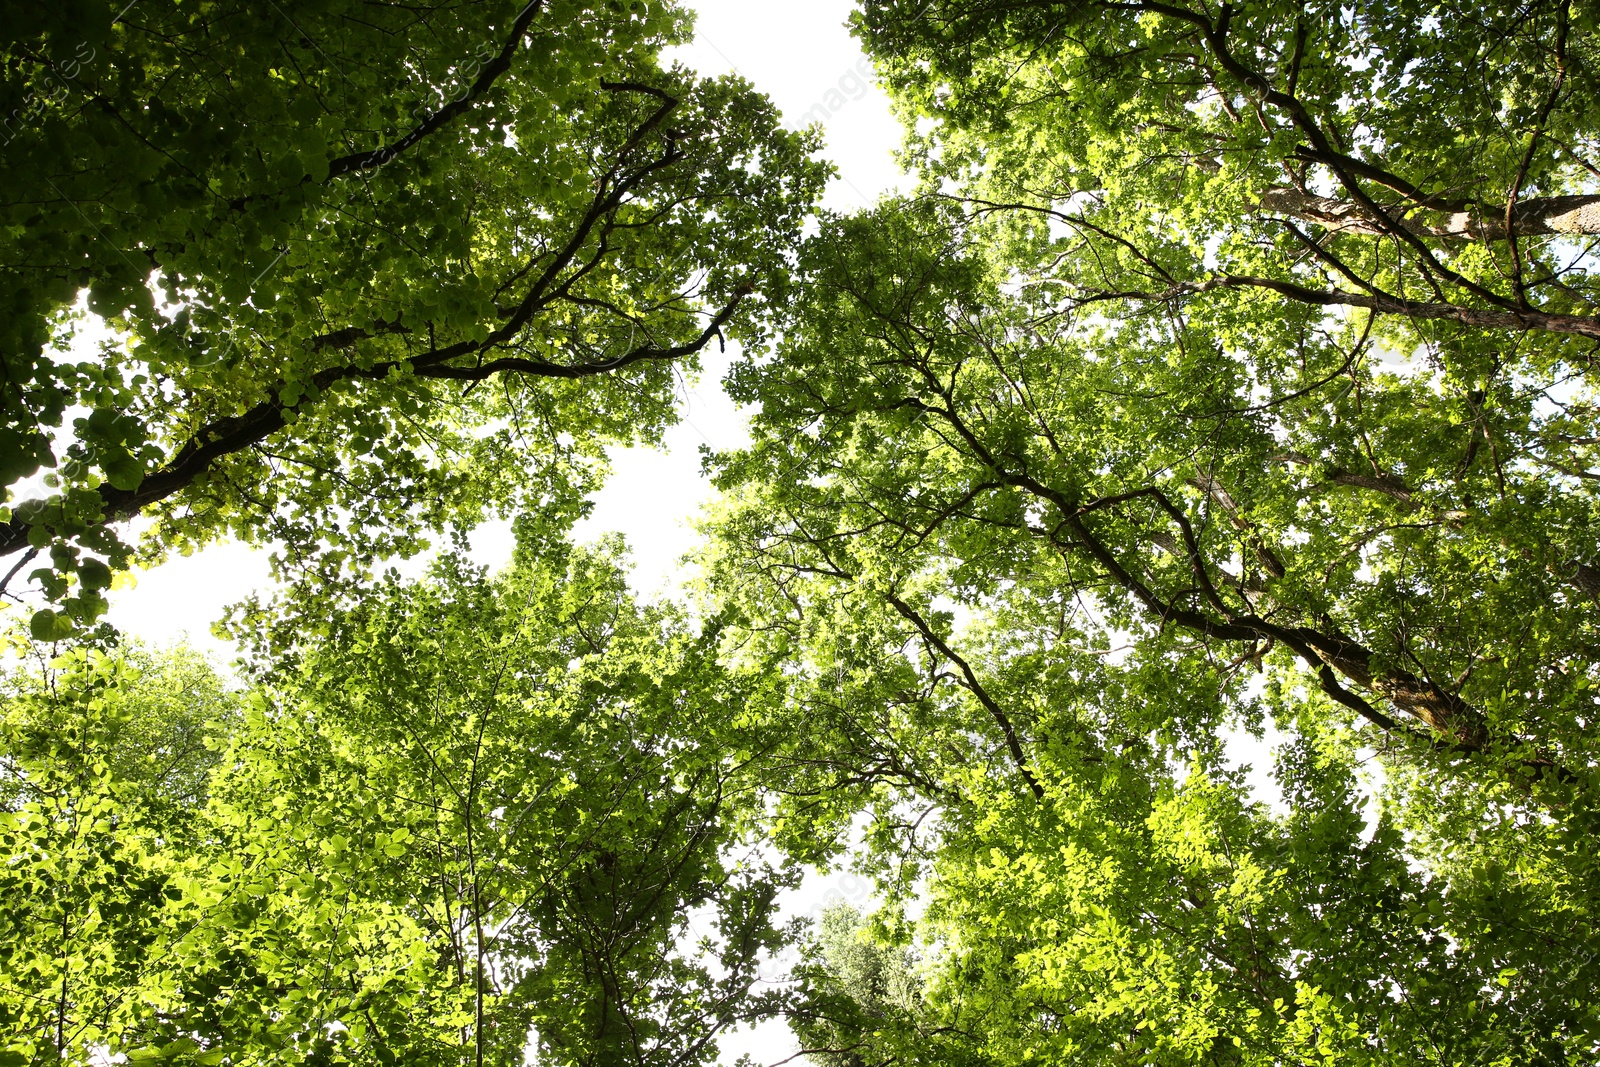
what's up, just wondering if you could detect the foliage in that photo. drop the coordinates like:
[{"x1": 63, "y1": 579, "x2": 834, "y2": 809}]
[
  {"x1": 703, "y1": 168, "x2": 1600, "y2": 1066},
  {"x1": 0, "y1": 535, "x2": 798, "y2": 1066},
  {"x1": 0, "y1": 639, "x2": 237, "y2": 1066},
  {"x1": 8, "y1": 0, "x2": 1600, "y2": 1064},
  {"x1": 726, "y1": 5, "x2": 1600, "y2": 1056},
  {"x1": 0, "y1": 0, "x2": 826, "y2": 634},
  {"x1": 857, "y1": 0, "x2": 1600, "y2": 346},
  {"x1": 788, "y1": 905, "x2": 929, "y2": 1067}
]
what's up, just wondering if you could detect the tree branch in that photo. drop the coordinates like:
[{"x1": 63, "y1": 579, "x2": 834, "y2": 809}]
[
  {"x1": 1186, "y1": 275, "x2": 1600, "y2": 340},
  {"x1": 1258, "y1": 186, "x2": 1600, "y2": 241},
  {"x1": 0, "y1": 87, "x2": 731, "y2": 563},
  {"x1": 324, "y1": 0, "x2": 548, "y2": 180},
  {"x1": 884, "y1": 593, "x2": 1045, "y2": 800}
]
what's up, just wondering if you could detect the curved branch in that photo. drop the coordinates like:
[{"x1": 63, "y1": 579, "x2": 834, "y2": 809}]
[
  {"x1": 1187, "y1": 275, "x2": 1600, "y2": 340},
  {"x1": 0, "y1": 547, "x2": 40, "y2": 599},
  {"x1": 325, "y1": 0, "x2": 548, "y2": 180},
  {"x1": 885, "y1": 593, "x2": 1046, "y2": 800},
  {"x1": 417, "y1": 286, "x2": 750, "y2": 382}
]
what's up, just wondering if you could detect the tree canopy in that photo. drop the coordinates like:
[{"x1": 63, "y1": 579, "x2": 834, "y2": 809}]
[
  {"x1": 3, "y1": 533, "x2": 798, "y2": 1065},
  {"x1": 702, "y1": 203, "x2": 1600, "y2": 1063},
  {"x1": 5, "y1": 0, "x2": 1600, "y2": 1065},
  {"x1": 0, "y1": 0, "x2": 824, "y2": 635}
]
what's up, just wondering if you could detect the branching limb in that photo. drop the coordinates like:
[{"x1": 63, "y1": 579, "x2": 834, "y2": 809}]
[
  {"x1": 0, "y1": 86, "x2": 732, "y2": 563},
  {"x1": 884, "y1": 593, "x2": 1046, "y2": 800},
  {"x1": 325, "y1": 0, "x2": 549, "y2": 180}
]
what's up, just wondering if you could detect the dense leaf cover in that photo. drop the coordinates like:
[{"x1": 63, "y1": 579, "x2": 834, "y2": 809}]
[
  {"x1": 698, "y1": 0, "x2": 1600, "y2": 1061},
  {"x1": 3, "y1": 534, "x2": 796, "y2": 1065},
  {"x1": 0, "y1": 0, "x2": 824, "y2": 634},
  {"x1": 5, "y1": 0, "x2": 1600, "y2": 1065}
]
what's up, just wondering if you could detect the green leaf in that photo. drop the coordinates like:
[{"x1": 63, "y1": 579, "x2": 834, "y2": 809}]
[{"x1": 28, "y1": 609, "x2": 74, "y2": 642}]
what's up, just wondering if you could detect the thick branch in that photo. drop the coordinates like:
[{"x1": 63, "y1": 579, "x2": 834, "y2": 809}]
[
  {"x1": 0, "y1": 293, "x2": 743, "y2": 560},
  {"x1": 1259, "y1": 187, "x2": 1600, "y2": 241},
  {"x1": 418, "y1": 288, "x2": 749, "y2": 381},
  {"x1": 904, "y1": 394, "x2": 1488, "y2": 747},
  {"x1": 1188, "y1": 275, "x2": 1600, "y2": 340}
]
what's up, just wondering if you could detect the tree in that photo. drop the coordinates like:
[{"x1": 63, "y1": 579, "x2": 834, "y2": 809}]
[
  {"x1": 720, "y1": 198, "x2": 1600, "y2": 773},
  {"x1": 0, "y1": 0, "x2": 826, "y2": 635},
  {"x1": 0, "y1": 532, "x2": 800, "y2": 1066},
  {"x1": 781, "y1": 680, "x2": 1599, "y2": 1065},
  {"x1": 12, "y1": 1, "x2": 1600, "y2": 1063},
  {"x1": 0, "y1": 639, "x2": 238, "y2": 1066},
  {"x1": 687, "y1": 19, "x2": 1600, "y2": 1042},
  {"x1": 704, "y1": 197, "x2": 1600, "y2": 1062},
  {"x1": 856, "y1": 0, "x2": 1600, "y2": 343},
  {"x1": 788, "y1": 905, "x2": 935, "y2": 1067}
]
